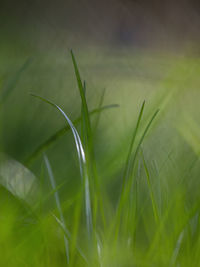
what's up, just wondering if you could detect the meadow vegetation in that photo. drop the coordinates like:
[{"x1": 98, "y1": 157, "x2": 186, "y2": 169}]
[{"x1": 0, "y1": 47, "x2": 200, "y2": 266}]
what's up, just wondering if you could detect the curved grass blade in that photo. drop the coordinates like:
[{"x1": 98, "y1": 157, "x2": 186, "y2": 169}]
[
  {"x1": 25, "y1": 104, "x2": 119, "y2": 166},
  {"x1": 44, "y1": 154, "x2": 70, "y2": 264},
  {"x1": 31, "y1": 94, "x2": 93, "y2": 237},
  {"x1": 127, "y1": 108, "x2": 159, "y2": 181},
  {"x1": 121, "y1": 100, "x2": 145, "y2": 193},
  {"x1": 114, "y1": 107, "x2": 159, "y2": 241},
  {"x1": 122, "y1": 107, "x2": 159, "y2": 202}
]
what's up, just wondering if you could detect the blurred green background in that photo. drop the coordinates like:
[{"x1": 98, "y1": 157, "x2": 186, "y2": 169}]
[{"x1": 1, "y1": 0, "x2": 200, "y2": 266}]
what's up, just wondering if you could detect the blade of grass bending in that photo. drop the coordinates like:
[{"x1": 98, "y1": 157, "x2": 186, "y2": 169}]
[
  {"x1": 25, "y1": 104, "x2": 118, "y2": 166},
  {"x1": 141, "y1": 151, "x2": 159, "y2": 224},
  {"x1": 114, "y1": 108, "x2": 159, "y2": 240},
  {"x1": 31, "y1": 94, "x2": 93, "y2": 237},
  {"x1": 44, "y1": 154, "x2": 70, "y2": 264},
  {"x1": 121, "y1": 100, "x2": 145, "y2": 193},
  {"x1": 127, "y1": 108, "x2": 159, "y2": 180},
  {"x1": 0, "y1": 58, "x2": 32, "y2": 104},
  {"x1": 122, "y1": 108, "x2": 160, "y2": 208},
  {"x1": 115, "y1": 101, "x2": 144, "y2": 243}
]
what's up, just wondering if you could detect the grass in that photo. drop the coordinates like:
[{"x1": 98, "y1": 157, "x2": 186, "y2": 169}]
[{"x1": 0, "y1": 49, "x2": 200, "y2": 266}]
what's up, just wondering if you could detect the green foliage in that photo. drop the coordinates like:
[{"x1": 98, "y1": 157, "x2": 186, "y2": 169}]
[{"x1": 0, "y1": 51, "x2": 200, "y2": 267}]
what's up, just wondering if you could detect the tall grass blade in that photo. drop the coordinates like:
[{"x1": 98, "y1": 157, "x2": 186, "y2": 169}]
[
  {"x1": 71, "y1": 50, "x2": 91, "y2": 144},
  {"x1": 71, "y1": 50, "x2": 106, "y2": 233},
  {"x1": 121, "y1": 100, "x2": 145, "y2": 192},
  {"x1": 127, "y1": 108, "x2": 159, "y2": 179}
]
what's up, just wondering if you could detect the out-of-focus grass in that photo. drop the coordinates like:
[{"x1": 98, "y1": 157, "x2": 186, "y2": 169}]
[{"x1": 0, "y1": 42, "x2": 200, "y2": 266}]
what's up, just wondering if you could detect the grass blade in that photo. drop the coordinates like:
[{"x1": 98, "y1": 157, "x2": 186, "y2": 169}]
[
  {"x1": 71, "y1": 50, "x2": 107, "y2": 234},
  {"x1": 52, "y1": 214, "x2": 88, "y2": 264},
  {"x1": 31, "y1": 94, "x2": 93, "y2": 237},
  {"x1": 114, "y1": 106, "x2": 159, "y2": 241},
  {"x1": 121, "y1": 100, "x2": 145, "y2": 193},
  {"x1": 71, "y1": 50, "x2": 92, "y2": 145},
  {"x1": 25, "y1": 104, "x2": 118, "y2": 166},
  {"x1": 141, "y1": 151, "x2": 159, "y2": 224},
  {"x1": 128, "y1": 108, "x2": 159, "y2": 179},
  {"x1": 44, "y1": 154, "x2": 70, "y2": 264}
]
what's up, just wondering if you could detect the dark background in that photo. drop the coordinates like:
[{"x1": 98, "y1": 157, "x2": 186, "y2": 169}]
[{"x1": 1, "y1": 0, "x2": 200, "y2": 49}]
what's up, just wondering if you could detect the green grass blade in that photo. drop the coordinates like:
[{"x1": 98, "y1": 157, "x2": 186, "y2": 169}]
[
  {"x1": 128, "y1": 108, "x2": 159, "y2": 178},
  {"x1": 52, "y1": 213, "x2": 88, "y2": 264},
  {"x1": 44, "y1": 154, "x2": 70, "y2": 264},
  {"x1": 71, "y1": 50, "x2": 92, "y2": 143},
  {"x1": 121, "y1": 100, "x2": 145, "y2": 193},
  {"x1": 25, "y1": 104, "x2": 118, "y2": 166},
  {"x1": 114, "y1": 107, "x2": 159, "y2": 241},
  {"x1": 81, "y1": 80, "x2": 88, "y2": 149},
  {"x1": 31, "y1": 94, "x2": 93, "y2": 237},
  {"x1": 141, "y1": 151, "x2": 159, "y2": 224},
  {"x1": 30, "y1": 94, "x2": 88, "y2": 177},
  {"x1": 71, "y1": 51, "x2": 107, "y2": 234}
]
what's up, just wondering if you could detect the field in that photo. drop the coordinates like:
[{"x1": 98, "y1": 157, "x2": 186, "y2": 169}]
[{"x1": 0, "y1": 40, "x2": 200, "y2": 266}]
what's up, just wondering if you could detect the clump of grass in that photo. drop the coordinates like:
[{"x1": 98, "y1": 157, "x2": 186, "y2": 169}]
[{"x1": 0, "y1": 51, "x2": 200, "y2": 267}]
